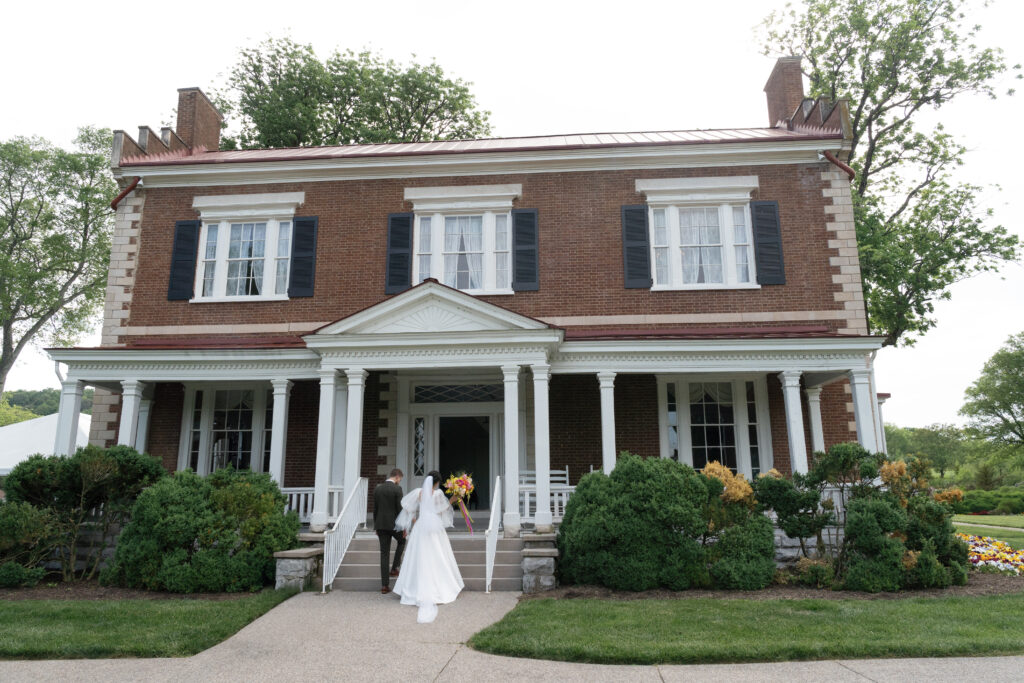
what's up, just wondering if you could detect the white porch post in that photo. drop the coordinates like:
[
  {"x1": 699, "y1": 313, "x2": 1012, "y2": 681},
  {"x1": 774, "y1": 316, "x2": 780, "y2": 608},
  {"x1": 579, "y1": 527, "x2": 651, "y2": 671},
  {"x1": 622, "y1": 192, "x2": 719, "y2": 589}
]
[
  {"x1": 805, "y1": 386, "x2": 825, "y2": 454},
  {"x1": 778, "y1": 371, "x2": 809, "y2": 474},
  {"x1": 117, "y1": 380, "x2": 145, "y2": 447},
  {"x1": 877, "y1": 394, "x2": 890, "y2": 455},
  {"x1": 849, "y1": 368, "x2": 879, "y2": 453},
  {"x1": 54, "y1": 380, "x2": 84, "y2": 456},
  {"x1": 268, "y1": 379, "x2": 292, "y2": 487},
  {"x1": 597, "y1": 371, "x2": 617, "y2": 473},
  {"x1": 135, "y1": 399, "x2": 153, "y2": 453},
  {"x1": 311, "y1": 370, "x2": 338, "y2": 531},
  {"x1": 501, "y1": 364, "x2": 521, "y2": 538},
  {"x1": 532, "y1": 363, "x2": 553, "y2": 532},
  {"x1": 343, "y1": 369, "x2": 368, "y2": 505},
  {"x1": 331, "y1": 379, "x2": 349, "y2": 487}
]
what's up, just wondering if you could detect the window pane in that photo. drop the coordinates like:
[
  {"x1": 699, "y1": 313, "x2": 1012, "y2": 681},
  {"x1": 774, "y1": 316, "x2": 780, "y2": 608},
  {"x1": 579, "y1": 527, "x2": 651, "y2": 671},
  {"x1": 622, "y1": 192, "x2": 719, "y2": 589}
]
[
  {"x1": 275, "y1": 258, "x2": 289, "y2": 294},
  {"x1": 443, "y1": 215, "x2": 484, "y2": 290},
  {"x1": 733, "y1": 206, "x2": 747, "y2": 244},
  {"x1": 277, "y1": 221, "x2": 291, "y2": 257},
  {"x1": 666, "y1": 382, "x2": 678, "y2": 461},
  {"x1": 205, "y1": 225, "x2": 218, "y2": 259},
  {"x1": 420, "y1": 217, "x2": 431, "y2": 251},
  {"x1": 495, "y1": 252, "x2": 509, "y2": 289},
  {"x1": 495, "y1": 214, "x2": 507, "y2": 251},
  {"x1": 413, "y1": 417, "x2": 426, "y2": 476},
  {"x1": 419, "y1": 254, "x2": 432, "y2": 282},
  {"x1": 688, "y1": 382, "x2": 737, "y2": 472},
  {"x1": 654, "y1": 248, "x2": 668, "y2": 285},
  {"x1": 735, "y1": 245, "x2": 750, "y2": 283},
  {"x1": 210, "y1": 389, "x2": 255, "y2": 473},
  {"x1": 653, "y1": 209, "x2": 667, "y2": 246}
]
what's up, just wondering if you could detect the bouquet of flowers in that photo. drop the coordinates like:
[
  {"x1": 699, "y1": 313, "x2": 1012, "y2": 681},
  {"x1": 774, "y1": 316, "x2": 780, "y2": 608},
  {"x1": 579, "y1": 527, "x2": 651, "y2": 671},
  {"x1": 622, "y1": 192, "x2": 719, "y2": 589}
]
[{"x1": 444, "y1": 473, "x2": 475, "y2": 534}]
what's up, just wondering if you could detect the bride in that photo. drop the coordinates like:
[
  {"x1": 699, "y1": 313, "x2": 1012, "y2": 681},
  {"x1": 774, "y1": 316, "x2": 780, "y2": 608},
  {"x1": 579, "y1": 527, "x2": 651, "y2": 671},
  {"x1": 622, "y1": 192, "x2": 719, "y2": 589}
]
[{"x1": 393, "y1": 470, "x2": 465, "y2": 623}]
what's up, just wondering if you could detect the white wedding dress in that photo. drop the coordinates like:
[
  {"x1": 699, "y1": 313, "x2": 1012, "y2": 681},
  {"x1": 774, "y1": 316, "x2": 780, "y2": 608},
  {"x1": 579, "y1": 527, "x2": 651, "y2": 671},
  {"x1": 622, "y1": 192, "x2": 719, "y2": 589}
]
[{"x1": 392, "y1": 476, "x2": 464, "y2": 623}]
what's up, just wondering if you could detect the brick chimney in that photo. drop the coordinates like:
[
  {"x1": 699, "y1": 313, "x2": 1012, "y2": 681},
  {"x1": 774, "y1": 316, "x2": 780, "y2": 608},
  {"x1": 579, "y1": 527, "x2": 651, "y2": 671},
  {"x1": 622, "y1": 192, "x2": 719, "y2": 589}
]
[
  {"x1": 176, "y1": 87, "x2": 223, "y2": 151},
  {"x1": 764, "y1": 57, "x2": 805, "y2": 127}
]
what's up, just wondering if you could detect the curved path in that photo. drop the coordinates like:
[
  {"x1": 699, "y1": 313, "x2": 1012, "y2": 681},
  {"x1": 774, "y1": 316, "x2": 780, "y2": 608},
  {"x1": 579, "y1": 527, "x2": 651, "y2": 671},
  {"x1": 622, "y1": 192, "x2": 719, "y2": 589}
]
[{"x1": 2, "y1": 590, "x2": 1023, "y2": 682}]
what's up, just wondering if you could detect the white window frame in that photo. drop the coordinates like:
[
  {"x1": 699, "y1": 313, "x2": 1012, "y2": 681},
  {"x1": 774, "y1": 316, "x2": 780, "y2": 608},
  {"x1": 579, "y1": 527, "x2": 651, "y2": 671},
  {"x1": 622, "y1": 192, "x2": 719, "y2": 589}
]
[
  {"x1": 404, "y1": 184, "x2": 521, "y2": 296},
  {"x1": 190, "y1": 192, "x2": 305, "y2": 303},
  {"x1": 177, "y1": 383, "x2": 273, "y2": 475},
  {"x1": 636, "y1": 177, "x2": 761, "y2": 291},
  {"x1": 656, "y1": 374, "x2": 774, "y2": 479}
]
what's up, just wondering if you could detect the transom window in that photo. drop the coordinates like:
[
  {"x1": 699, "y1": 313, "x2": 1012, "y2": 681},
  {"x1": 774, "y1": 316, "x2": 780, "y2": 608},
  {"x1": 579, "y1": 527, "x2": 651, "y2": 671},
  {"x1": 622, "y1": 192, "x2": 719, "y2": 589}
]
[
  {"x1": 180, "y1": 386, "x2": 273, "y2": 475},
  {"x1": 413, "y1": 212, "x2": 512, "y2": 294},
  {"x1": 660, "y1": 376, "x2": 772, "y2": 478},
  {"x1": 195, "y1": 219, "x2": 292, "y2": 300},
  {"x1": 650, "y1": 204, "x2": 755, "y2": 288}
]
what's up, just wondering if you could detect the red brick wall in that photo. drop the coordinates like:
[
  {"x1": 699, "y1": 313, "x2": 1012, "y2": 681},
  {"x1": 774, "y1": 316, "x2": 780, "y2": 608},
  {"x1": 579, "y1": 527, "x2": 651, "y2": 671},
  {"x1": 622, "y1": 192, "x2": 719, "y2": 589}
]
[
  {"x1": 121, "y1": 163, "x2": 849, "y2": 341},
  {"x1": 767, "y1": 375, "x2": 859, "y2": 476},
  {"x1": 549, "y1": 375, "x2": 602, "y2": 484},
  {"x1": 283, "y1": 380, "x2": 318, "y2": 487},
  {"x1": 146, "y1": 382, "x2": 184, "y2": 471},
  {"x1": 614, "y1": 374, "x2": 660, "y2": 460}
]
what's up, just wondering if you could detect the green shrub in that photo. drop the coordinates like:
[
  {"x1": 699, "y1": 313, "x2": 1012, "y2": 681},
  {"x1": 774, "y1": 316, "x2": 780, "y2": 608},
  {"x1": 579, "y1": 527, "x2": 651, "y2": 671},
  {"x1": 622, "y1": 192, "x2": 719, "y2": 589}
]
[
  {"x1": 793, "y1": 557, "x2": 834, "y2": 588},
  {"x1": 709, "y1": 514, "x2": 777, "y2": 590},
  {"x1": 103, "y1": 469, "x2": 299, "y2": 592},
  {"x1": 840, "y1": 497, "x2": 907, "y2": 592},
  {"x1": 0, "y1": 501, "x2": 59, "y2": 568},
  {"x1": 753, "y1": 473, "x2": 833, "y2": 557},
  {"x1": 558, "y1": 454, "x2": 712, "y2": 591},
  {"x1": 952, "y1": 486, "x2": 1024, "y2": 514},
  {"x1": 0, "y1": 561, "x2": 45, "y2": 588},
  {"x1": 906, "y1": 539, "x2": 951, "y2": 589},
  {"x1": 905, "y1": 497, "x2": 968, "y2": 569}
]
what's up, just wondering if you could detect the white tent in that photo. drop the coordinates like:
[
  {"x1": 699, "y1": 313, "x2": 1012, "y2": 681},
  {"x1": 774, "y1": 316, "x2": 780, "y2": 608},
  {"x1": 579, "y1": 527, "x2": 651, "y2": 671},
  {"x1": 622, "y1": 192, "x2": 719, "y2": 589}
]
[{"x1": 0, "y1": 413, "x2": 92, "y2": 475}]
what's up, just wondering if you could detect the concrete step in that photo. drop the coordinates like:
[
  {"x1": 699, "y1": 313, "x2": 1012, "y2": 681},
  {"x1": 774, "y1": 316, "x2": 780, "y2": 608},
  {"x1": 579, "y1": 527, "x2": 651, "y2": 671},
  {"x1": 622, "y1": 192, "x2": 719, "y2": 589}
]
[
  {"x1": 334, "y1": 576, "x2": 523, "y2": 592},
  {"x1": 338, "y1": 562, "x2": 522, "y2": 580},
  {"x1": 346, "y1": 538, "x2": 523, "y2": 553},
  {"x1": 343, "y1": 549, "x2": 522, "y2": 565}
]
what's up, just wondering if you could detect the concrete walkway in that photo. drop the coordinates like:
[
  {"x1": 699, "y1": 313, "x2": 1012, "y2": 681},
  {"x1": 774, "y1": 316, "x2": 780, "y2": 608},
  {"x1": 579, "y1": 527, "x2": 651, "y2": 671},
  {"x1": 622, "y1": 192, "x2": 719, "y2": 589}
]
[{"x1": 2, "y1": 590, "x2": 1023, "y2": 682}]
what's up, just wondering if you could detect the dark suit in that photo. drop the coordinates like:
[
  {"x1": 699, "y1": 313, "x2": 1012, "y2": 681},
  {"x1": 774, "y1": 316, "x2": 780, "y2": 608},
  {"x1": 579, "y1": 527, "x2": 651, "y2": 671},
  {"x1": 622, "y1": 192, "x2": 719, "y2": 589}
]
[{"x1": 373, "y1": 479, "x2": 406, "y2": 587}]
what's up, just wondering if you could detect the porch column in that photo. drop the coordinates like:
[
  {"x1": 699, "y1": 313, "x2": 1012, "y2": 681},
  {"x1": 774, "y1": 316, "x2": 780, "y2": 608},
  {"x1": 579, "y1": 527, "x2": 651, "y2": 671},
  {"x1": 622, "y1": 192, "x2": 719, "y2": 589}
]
[
  {"x1": 597, "y1": 371, "x2": 617, "y2": 473},
  {"x1": 53, "y1": 380, "x2": 84, "y2": 456},
  {"x1": 343, "y1": 369, "x2": 368, "y2": 506},
  {"x1": 532, "y1": 363, "x2": 553, "y2": 532},
  {"x1": 778, "y1": 371, "x2": 809, "y2": 474},
  {"x1": 876, "y1": 394, "x2": 890, "y2": 455},
  {"x1": 117, "y1": 380, "x2": 145, "y2": 447},
  {"x1": 268, "y1": 379, "x2": 292, "y2": 487},
  {"x1": 848, "y1": 368, "x2": 879, "y2": 453},
  {"x1": 311, "y1": 370, "x2": 338, "y2": 531},
  {"x1": 805, "y1": 386, "x2": 825, "y2": 454},
  {"x1": 135, "y1": 398, "x2": 153, "y2": 454},
  {"x1": 501, "y1": 364, "x2": 521, "y2": 538},
  {"x1": 331, "y1": 379, "x2": 349, "y2": 487}
]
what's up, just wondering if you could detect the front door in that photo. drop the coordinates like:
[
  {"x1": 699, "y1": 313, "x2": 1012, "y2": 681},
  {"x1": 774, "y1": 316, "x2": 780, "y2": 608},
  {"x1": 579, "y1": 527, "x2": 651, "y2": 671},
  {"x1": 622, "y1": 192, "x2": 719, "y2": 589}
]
[{"x1": 438, "y1": 416, "x2": 489, "y2": 509}]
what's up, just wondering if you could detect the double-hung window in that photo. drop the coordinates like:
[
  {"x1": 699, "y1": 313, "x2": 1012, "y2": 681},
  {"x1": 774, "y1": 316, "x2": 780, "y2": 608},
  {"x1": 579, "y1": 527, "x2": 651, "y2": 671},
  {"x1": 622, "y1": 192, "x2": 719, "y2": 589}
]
[
  {"x1": 405, "y1": 184, "x2": 521, "y2": 295},
  {"x1": 659, "y1": 375, "x2": 773, "y2": 479},
  {"x1": 191, "y1": 192, "x2": 305, "y2": 302},
  {"x1": 180, "y1": 385, "x2": 274, "y2": 475},
  {"x1": 637, "y1": 177, "x2": 760, "y2": 290}
]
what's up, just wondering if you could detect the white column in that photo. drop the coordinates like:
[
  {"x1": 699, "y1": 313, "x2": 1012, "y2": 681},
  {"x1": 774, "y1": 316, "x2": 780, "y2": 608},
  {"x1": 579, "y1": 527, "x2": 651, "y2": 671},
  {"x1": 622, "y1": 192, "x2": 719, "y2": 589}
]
[
  {"x1": 54, "y1": 380, "x2": 84, "y2": 456},
  {"x1": 778, "y1": 371, "x2": 809, "y2": 474},
  {"x1": 597, "y1": 371, "x2": 617, "y2": 473},
  {"x1": 849, "y1": 368, "x2": 879, "y2": 453},
  {"x1": 117, "y1": 380, "x2": 145, "y2": 447},
  {"x1": 532, "y1": 363, "x2": 553, "y2": 531},
  {"x1": 805, "y1": 386, "x2": 825, "y2": 454},
  {"x1": 502, "y1": 364, "x2": 521, "y2": 538},
  {"x1": 135, "y1": 399, "x2": 153, "y2": 453},
  {"x1": 330, "y1": 379, "x2": 349, "y2": 487},
  {"x1": 268, "y1": 379, "x2": 292, "y2": 487},
  {"x1": 343, "y1": 369, "x2": 368, "y2": 505},
  {"x1": 870, "y1": 366, "x2": 885, "y2": 454},
  {"x1": 311, "y1": 370, "x2": 338, "y2": 531},
  {"x1": 877, "y1": 395, "x2": 889, "y2": 455}
]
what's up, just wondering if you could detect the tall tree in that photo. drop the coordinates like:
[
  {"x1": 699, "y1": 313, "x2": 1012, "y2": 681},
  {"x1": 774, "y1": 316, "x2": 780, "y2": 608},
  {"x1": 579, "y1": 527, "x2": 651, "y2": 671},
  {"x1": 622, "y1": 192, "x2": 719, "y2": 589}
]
[
  {"x1": 762, "y1": 0, "x2": 1020, "y2": 346},
  {"x1": 216, "y1": 38, "x2": 492, "y2": 150},
  {"x1": 0, "y1": 128, "x2": 115, "y2": 395},
  {"x1": 961, "y1": 332, "x2": 1024, "y2": 450}
]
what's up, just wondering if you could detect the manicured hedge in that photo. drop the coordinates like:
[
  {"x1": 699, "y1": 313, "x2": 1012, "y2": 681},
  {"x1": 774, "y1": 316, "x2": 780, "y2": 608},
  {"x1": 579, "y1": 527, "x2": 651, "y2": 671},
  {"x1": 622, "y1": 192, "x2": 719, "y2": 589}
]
[{"x1": 954, "y1": 487, "x2": 1024, "y2": 514}]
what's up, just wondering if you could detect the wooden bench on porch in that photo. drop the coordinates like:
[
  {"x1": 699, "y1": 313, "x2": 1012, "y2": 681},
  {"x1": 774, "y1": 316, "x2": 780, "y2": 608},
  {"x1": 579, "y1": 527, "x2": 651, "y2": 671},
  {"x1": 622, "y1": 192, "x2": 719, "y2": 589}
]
[{"x1": 519, "y1": 466, "x2": 575, "y2": 522}]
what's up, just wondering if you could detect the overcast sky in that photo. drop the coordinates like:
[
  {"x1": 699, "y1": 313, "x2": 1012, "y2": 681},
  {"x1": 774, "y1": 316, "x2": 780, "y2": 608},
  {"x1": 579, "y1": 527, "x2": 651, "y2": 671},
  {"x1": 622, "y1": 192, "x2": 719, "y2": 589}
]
[{"x1": 2, "y1": 0, "x2": 1021, "y2": 428}]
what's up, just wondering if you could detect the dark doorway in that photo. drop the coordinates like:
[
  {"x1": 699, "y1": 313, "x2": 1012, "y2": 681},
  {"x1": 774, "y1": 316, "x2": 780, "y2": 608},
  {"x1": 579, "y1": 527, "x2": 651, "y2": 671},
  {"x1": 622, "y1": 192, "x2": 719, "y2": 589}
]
[{"x1": 438, "y1": 416, "x2": 489, "y2": 510}]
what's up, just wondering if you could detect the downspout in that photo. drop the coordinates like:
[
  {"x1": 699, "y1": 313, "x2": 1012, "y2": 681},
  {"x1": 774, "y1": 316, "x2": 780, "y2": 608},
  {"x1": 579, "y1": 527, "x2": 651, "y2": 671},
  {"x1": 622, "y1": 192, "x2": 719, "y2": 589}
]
[
  {"x1": 821, "y1": 150, "x2": 855, "y2": 181},
  {"x1": 110, "y1": 176, "x2": 141, "y2": 210}
]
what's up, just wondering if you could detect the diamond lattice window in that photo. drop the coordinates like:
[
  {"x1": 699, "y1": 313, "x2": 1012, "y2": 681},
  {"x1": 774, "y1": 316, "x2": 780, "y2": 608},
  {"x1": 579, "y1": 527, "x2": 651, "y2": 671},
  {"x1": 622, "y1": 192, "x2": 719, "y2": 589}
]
[{"x1": 413, "y1": 384, "x2": 503, "y2": 403}]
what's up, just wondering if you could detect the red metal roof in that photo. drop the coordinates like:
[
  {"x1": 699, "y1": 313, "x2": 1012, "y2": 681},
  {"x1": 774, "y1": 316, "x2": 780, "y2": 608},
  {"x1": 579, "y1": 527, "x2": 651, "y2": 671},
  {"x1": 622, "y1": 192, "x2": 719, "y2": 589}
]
[{"x1": 120, "y1": 126, "x2": 843, "y2": 167}]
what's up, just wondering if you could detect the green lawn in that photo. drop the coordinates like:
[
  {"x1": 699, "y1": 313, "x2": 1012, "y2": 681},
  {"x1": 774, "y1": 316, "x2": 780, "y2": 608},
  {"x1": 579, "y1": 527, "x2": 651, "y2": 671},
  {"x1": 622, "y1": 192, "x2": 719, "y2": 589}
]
[
  {"x1": 0, "y1": 589, "x2": 295, "y2": 659},
  {"x1": 469, "y1": 593, "x2": 1024, "y2": 665},
  {"x1": 954, "y1": 514, "x2": 1024, "y2": 529},
  {"x1": 955, "y1": 524, "x2": 1024, "y2": 549}
]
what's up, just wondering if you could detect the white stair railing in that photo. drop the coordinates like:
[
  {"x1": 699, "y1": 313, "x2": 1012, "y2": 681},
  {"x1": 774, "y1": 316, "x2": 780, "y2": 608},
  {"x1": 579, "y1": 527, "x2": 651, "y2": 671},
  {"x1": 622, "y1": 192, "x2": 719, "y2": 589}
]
[
  {"x1": 322, "y1": 477, "x2": 368, "y2": 593},
  {"x1": 484, "y1": 475, "x2": 502, "y2": 594}
]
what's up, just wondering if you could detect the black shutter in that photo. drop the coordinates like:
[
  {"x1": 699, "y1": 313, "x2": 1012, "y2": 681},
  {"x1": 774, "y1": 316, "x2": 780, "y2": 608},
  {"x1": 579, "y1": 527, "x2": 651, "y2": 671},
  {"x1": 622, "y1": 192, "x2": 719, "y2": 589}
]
[
  {"x1": 385, "y1": 212, "x2": 414, "y2": 294},
  {"x1": 621, "y1": 205, "x2": 652, "y2": 289},
  {"x1": 288, "y1": 216, "x2": 318, "y2": 298},
  {"x1": 167, "y1": 220, "x2": 200, "y2": 301},
  {"x1": 751, "y1": 200, "x2": 785, "y2": 285},
  {"x1": 512, "y1": 208, "x2": 539, "y2": 291}
]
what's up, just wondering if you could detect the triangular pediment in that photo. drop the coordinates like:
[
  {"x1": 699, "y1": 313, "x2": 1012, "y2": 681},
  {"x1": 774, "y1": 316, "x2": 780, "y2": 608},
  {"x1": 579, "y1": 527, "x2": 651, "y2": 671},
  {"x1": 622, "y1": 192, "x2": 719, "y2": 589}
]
[{"x1": 314, "y1": 281, "x2": 551, "y2": 336}]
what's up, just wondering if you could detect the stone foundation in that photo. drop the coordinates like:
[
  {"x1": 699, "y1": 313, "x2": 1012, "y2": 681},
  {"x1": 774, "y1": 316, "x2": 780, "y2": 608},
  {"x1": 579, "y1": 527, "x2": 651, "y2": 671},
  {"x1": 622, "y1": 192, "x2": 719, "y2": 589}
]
[
  {"x1": 521, "y1": 533, "x2": 558, "y2": 593},
  {"x1": 274, "y1": 546, "x2": 323, "y2": 590}
]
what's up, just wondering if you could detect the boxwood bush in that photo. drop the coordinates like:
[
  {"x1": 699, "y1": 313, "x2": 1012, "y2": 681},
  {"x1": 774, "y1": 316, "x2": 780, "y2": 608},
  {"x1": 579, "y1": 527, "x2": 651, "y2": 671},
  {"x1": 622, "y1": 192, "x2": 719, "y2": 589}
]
[
  {"x1": 102, "y1": 468, "x2": 299, "y2": 592},
  {"x1": 557, "y1": 453, "x2": 775, "y2": 591}
]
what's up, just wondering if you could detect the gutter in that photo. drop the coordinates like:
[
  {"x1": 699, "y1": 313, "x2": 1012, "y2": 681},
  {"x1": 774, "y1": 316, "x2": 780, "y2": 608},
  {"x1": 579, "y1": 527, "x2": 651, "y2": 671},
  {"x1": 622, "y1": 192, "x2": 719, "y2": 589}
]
[
  {"x1": 821, "y1": 150, "x2": 855, "y2": 181},
  {"x1": 110, "y1": 176, "x2": 141, "y2": 210}
]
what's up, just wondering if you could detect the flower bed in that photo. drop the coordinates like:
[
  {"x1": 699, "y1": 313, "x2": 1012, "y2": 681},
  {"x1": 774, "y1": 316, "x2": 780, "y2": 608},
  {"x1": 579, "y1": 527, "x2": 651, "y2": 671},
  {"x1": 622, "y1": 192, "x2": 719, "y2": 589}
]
[{"x1": 957, "y1": 533, "x2": 1024, "y2": 574}]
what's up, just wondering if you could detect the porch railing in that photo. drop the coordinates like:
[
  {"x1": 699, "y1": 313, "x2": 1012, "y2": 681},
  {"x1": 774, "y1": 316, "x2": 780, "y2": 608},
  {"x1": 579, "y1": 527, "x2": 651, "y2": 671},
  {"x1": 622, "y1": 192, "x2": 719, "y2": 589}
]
[
  {"x1": 282, "y1": 486, "x2": 344, "y2": 524},
  {"x1": 322, "y1": 477, "x2": 368, "y2": 593},
  {"x1": 519, "y1": 485, "x2": 575, "y2": 522},
  {"x1": 484, "y1": 475, "x2": 501, "y2": 593}
]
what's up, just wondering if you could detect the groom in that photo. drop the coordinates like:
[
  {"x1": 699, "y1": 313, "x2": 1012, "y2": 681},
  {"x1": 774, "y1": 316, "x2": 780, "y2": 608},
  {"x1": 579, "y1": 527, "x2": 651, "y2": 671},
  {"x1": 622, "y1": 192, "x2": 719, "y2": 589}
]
[{"x1": 373, "y1": 468, "x2": 407, "y2": 594}]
